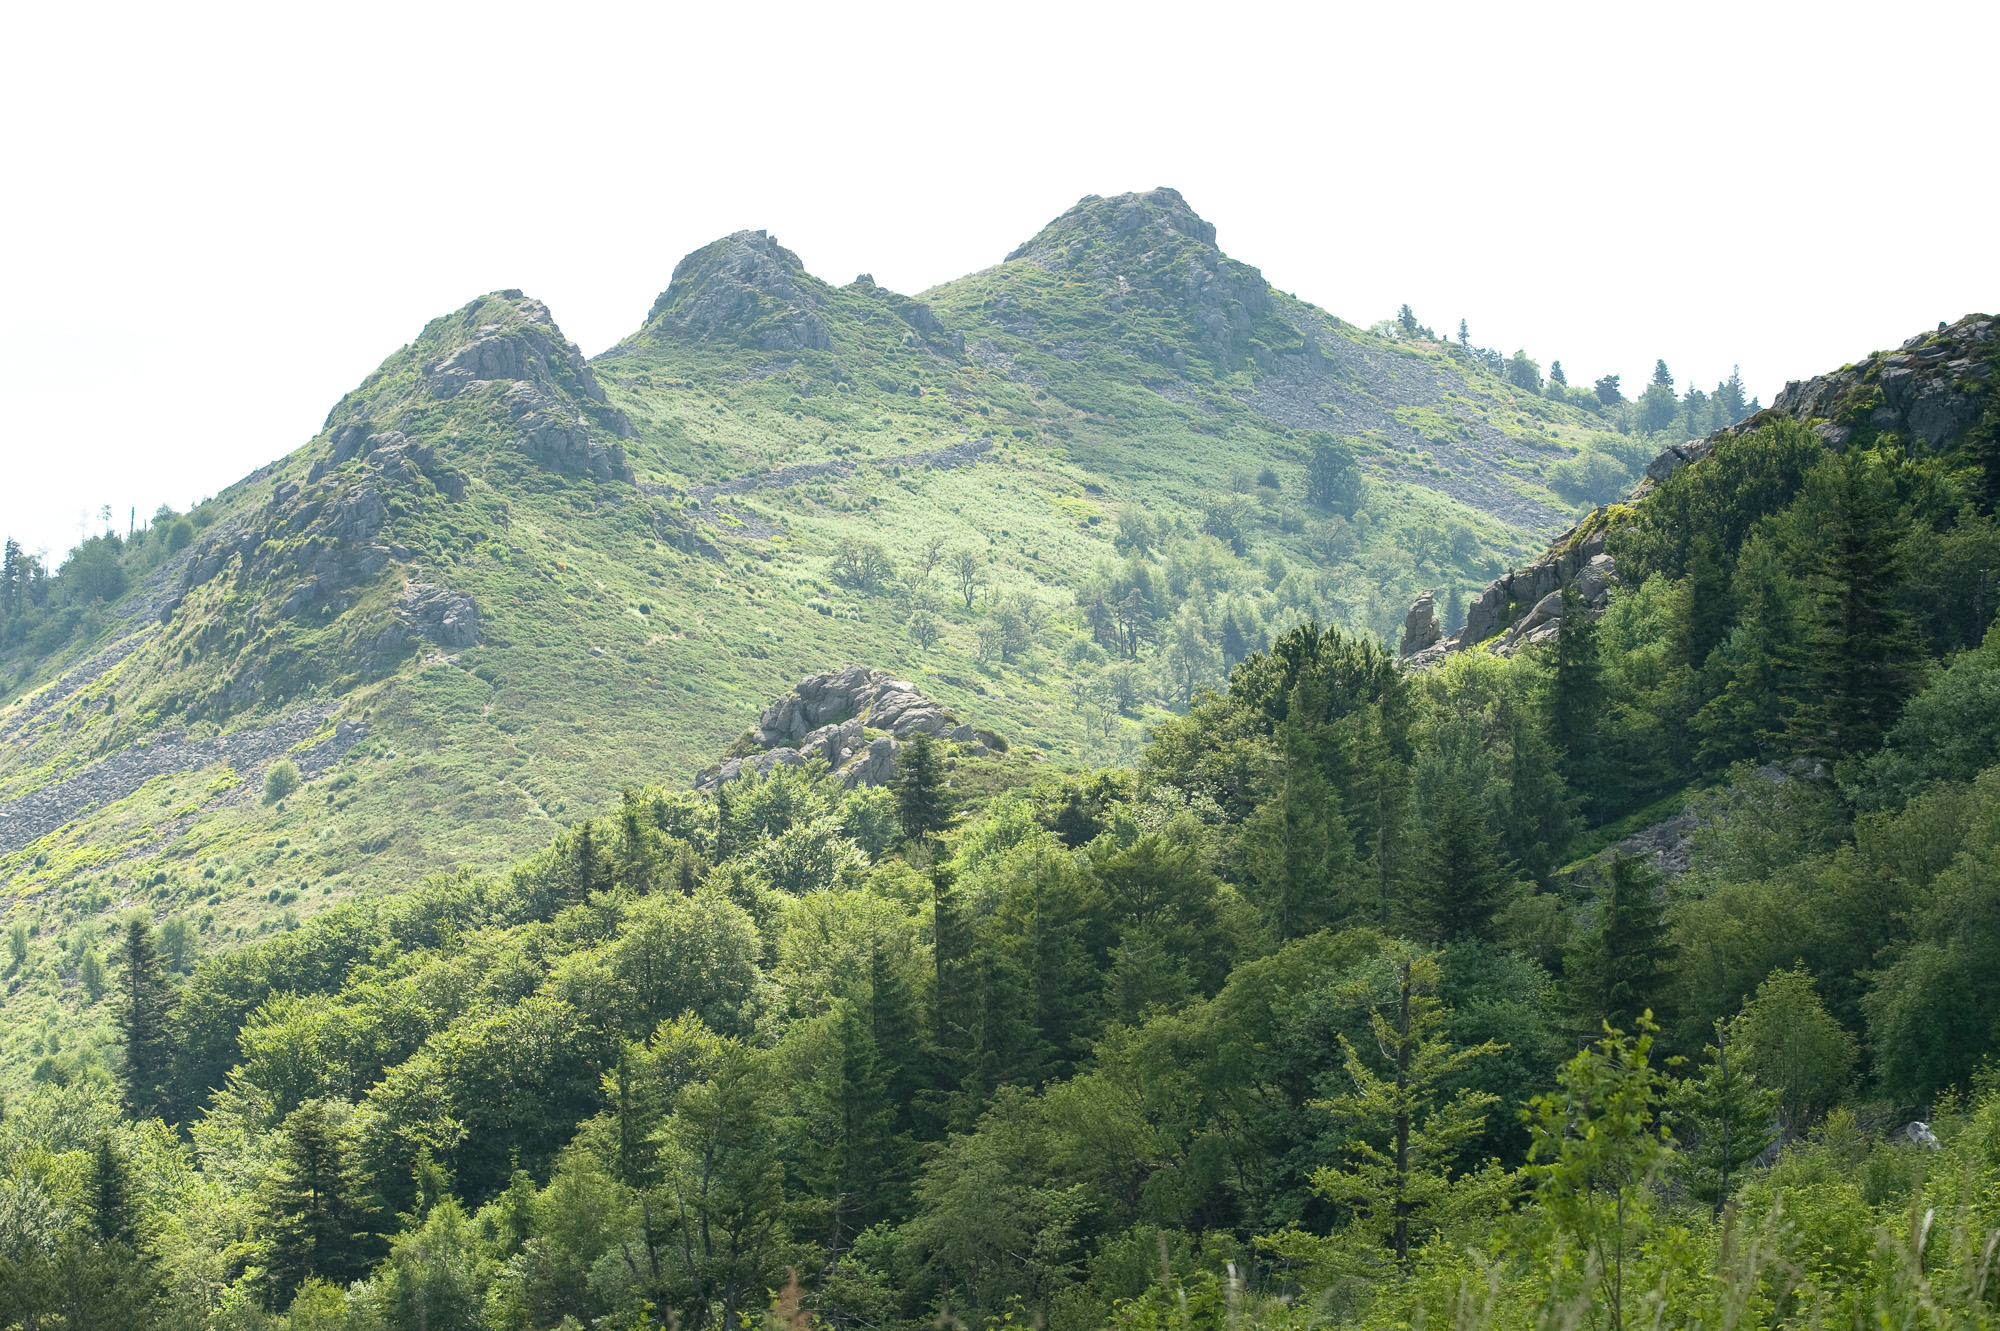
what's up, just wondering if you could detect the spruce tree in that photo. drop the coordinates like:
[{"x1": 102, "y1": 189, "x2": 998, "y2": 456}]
[
  {"x1": 1652, "y1": 359, "x2": 1674, "y2": 389},
  {"x1": 1457, "y1": 318, "x2": 1469, "y2": 347},
  {"x1": 115, "y1": 917, "x2": 172, "y2": 1121},
  {"x1": 264, "y1": 1099, "x2": 377, "y2": 1303},
  {"x1": 1243, "y1": 728, "x2": 1355, "y2": 940},
  {"x1": 1311, "y1": 946, "x2": 1504, "y2": 1269},
  {"x1": 1789, "y1": 449, "x2": 1921, "y2": 760},
  {"x1": 1220, "y1": 611, "x2": 1249, "y2": 666},
  {"x1": 1549, "y1": 360, "x2": 1568, "y2": 387},
  {"x1": 86, "y1": 1137, "x2": 137, "y2": 1247},
  {"x1": 1500, "y1": 691, "x2": 1577, "y2": 886},
  {"x1": 1408, "y1": 773, "x2": 1516, "y2": 942},
  {"x1": 1668, "y1": 1022, "x2": 1777, "y2": 1215},
  {"x1": 1566, "y1": 855, "x2": 1675, "y2": 1035},
  {"x1": 894, "y1": 732, "x2": 953, "y2": 842},
  {"x1": 1548, "y1": 584, "x2": 1607, "y2": 807}
]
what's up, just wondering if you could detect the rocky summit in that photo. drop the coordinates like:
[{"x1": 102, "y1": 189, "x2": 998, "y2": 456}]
[{"x1": 1, "y1": 186, "x2": 1673, "y2": 921}]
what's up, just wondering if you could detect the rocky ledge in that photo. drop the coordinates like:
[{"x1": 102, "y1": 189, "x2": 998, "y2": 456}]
[
  {"x1": 1401, "y1": 517, "x2": 1620, "y2": 668},
  {"x1": 695, "y1": 665, "x2": 997, "y2": 792}
]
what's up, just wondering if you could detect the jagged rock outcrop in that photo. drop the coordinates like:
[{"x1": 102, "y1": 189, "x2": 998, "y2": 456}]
[
  {"x1": 331, "y1": 291, "x2": 636, "y2": 482},
  {"x1": 1398, "y1": 591, "x2": 1441, "y2": 659},
  {"x1": 396, "y1": 582, "x2": 481, "y2": 651},
  {"x1": 1407, "y1": 517, "x2": 1621, "y2": 667},
  {"x1": 695, "y1": 665, "x2": 987, "y2": 792},
  {"x1": 1003, "y1": 188, "x2": 1271, "y2": 370},
  {"x1": 1747, "y1": 314, "x2": 1995, "y2": 452},
  {"x1": 642, "y1": 230, "x2": 834, "y2": 352}
]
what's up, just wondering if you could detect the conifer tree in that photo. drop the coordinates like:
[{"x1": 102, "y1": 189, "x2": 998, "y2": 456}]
[
  {"x1": 1566, "y1": 855, "x2": 1675, "y2": 1035},
  {"x1": 1409, "y1": 773, "x2": 1516, "y2": 942},
  {"x1": 1242, "y1": 728, "x2": 1355, "y2": 940},
  {"x1": 1789, "y1": 449, "x2": 1921, "y2": 759},
  {"x1": 1311, "y1": 946, "x2": 1505, "y2": 1269},
  {"x1": 264, "y1": 1099, "x2": 378, "y2": 1303},
  {"x1": 115, "y1": 917, "x2": 172, "y2": 1121},
  {"x1": 1716, "y1": 365, "x2": 1749, "y2": 423},
  {"x1": 1668, "y1": 1022, "x2": 1777, "y2": 1214},
  {"x1": 1457, "y1": 318, "x2": 1469, "y2": 347},
  {"x1": 1548, "y1": 584, "x2": 1606, "y2": 806},
  {"x1": 86, "y1": 1137, "x2": 137, "y2": 1247},
  {"x1": 1500, "y1": 691, "x2": 1577, "y2": 886},
  {"x1": 1220, "y1": 611, "x2": 1249, "y2": 666},
  {"x1": 1528, "y1": 1019, "x2": 1674, "y2": 1331},
  {"x1": 1692, "y1": 534, "x2": 1807, "y2": 768},
  {"x1": 894, "y1": 733, "x2": 953, "y2": 843},
  {"x1": 1549, "y1": 360, "x2": 1568, "y2": 387},
  {"x1": 1653, "y1": 359, "x2": 1674, "y2": 389}
]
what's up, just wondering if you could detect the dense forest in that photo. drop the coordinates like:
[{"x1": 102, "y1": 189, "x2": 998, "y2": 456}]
[{"x1": 14, "y1": 400, "x2": 2000, "y2": 1331}]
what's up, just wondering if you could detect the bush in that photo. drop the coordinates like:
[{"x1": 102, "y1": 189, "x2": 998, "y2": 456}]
[
  {"x1": 263, "y1": 760, "x2": 301, "y2": 804},
  {"x1": 829, "y1": 538, "x2": 894, "y2": 592},
  {"x1": 1548, "y1": 450, "x2": 1636, "y2": 506}
]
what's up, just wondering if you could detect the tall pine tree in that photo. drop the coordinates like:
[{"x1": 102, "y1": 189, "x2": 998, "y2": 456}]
[
  {"x1": 115, "y1": 917, "x2": 172, "y2": 1121},
  {"x1": 1548, "y1": 584, "x2": 1607, "y2": 810},
  {"x1": 86, "y1": 1137, "x2": 137, "y2": 1247},
  {"x1": 1789, "y1": 449, "x2": 1921, "y2": 759},
  {"x1": 1668, "y1": 1022, "x2": 1777, "y2": 1215},
  {"x1": 1407, "y1": 772, "x2": 1517, "y2": 942},
  {"x1": 894, "y1": 732, "x2": 954, "y2": 842},
  {"x1": 1242, "y1": 725, "x2": 1355, "y2": 940},
  {"x1": 1566, "y1": 855, "x2": 1675, "y2": 1036},
  {"x1": 264, "y1": 1099, "x2": 378, "y2": 1303}
]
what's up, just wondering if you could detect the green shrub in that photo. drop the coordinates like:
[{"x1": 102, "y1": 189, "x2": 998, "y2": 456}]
[{"x1": 263, "y1": 760, "x2": 301, "y2": 804}]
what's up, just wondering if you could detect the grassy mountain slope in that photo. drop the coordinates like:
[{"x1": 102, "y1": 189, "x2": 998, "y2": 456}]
[{"x1": 0, "y1": 190, "x2": 1640, "y2": 1053}]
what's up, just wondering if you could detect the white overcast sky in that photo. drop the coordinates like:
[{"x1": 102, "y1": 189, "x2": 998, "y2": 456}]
[{"x1": 2, "y1": 0, "x2": 1994, "y2": 559}]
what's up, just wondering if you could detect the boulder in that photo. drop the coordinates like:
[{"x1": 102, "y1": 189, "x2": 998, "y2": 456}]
[
  {"x1": 754, "y1": 666, "x2": 955, "y2": 748},
  {"x1": 703, "y1": 665, "x2": 994, "y2": 791}
]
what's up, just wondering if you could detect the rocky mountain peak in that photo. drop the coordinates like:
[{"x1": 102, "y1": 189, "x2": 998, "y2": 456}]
[
  {"x1": 1006, "y1": 187, "x2": 1222, "y2": 265},
  {"x1": 321, "y1": 290, "x2": 635, "y2": 484},
  {"x1": 641, "y1": 229, "x2": 834, "y2": 352}
]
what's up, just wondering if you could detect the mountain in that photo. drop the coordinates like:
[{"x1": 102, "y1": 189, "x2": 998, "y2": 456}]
[
  {"x1": 0, "y1": 188, "x2": 1683, "y2": 959},
  {"x1": 0, "y1": 269, "x2": 1995, "y2": 1328}
]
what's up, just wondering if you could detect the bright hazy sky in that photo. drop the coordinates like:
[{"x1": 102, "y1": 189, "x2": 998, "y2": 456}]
[{"x1": 3, "y1": 0, "x2": 1994, "y2": 559}]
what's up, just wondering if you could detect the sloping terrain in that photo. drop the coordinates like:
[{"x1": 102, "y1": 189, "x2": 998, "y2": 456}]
[{"x1": 0, "y1": 189, "x2": 1639, "y2": 978}]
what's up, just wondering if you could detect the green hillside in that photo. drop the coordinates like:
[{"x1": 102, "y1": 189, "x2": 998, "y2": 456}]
[{"x1": 0, "y1": 190, "x2": 1658, "y2": 922}]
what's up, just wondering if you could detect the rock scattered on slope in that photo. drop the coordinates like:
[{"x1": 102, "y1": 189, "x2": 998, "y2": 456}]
[{"x1": 695, "y1": 665, "x2": 990, "y2": 792}]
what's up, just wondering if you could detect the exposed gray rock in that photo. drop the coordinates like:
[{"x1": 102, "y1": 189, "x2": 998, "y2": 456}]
[
  {"x1": 696, "y1": 666, "x2": 993, "y2": 791},
  {"x1": 504, "y1": 384, "x2": 635, "y2": 482},
  {"x1": 754, "y1": 665, "x2": 956, "y2": 749},
  {"x1": 642, "y1": 230, "x2": 832, "y2": 352},
  {"x1": 1606, "y1": 806, "x2": 1701, "y2": 878},
  {"x1": 398, "y1": 582, "x2": 481, "y2": 650},
  {"x1": 1398, "y1": 591, "x2": 1441, "y2": 658},
  {"x1": 1642, "y1": 437, "x2": 1714, "y2": 484}
]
